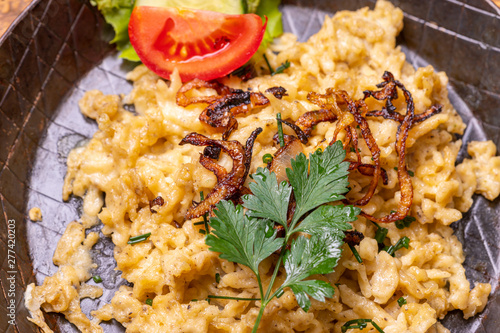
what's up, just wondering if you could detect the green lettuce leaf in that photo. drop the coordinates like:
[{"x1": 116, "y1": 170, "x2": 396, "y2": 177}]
[
  {"x1": 255, "y1": 0, "x2": 283, "y2": 44},
  {"x1": 90, "y1": 0, "x2": 139, "y2": 61}
]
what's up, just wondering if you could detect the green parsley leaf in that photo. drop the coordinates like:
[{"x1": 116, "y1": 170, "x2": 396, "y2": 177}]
[
  {"x1": 243, "y1": 167, "x2": 292, "y2": 229},
  {"x1": 287, "y1": 141, "x2": 350, "y2": 226},
  {"x1": 288, "y1": 280, "x2": 334, "y2": 312},
  {"x1": 292, "y1": 204, "x2": 358, "y2": 237},
  {"x1": 281, "y1": 233, "x2": 342, "y2": 311},
  {"x1": 283, "y1": 232, "x2": 344, "y2": 282},
  {"x1": 206, "y1": 201, "x2": 283, "y2": 275}
]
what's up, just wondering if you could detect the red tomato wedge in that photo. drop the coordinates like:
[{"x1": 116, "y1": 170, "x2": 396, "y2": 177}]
[{"x1": 129, "y1": 6, "x2": 267, "y2": 82}]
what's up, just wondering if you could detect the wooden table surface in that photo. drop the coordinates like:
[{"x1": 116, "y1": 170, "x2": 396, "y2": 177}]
[{"x1": 0, "y1": 0, "x2": 33, "y2": 36}]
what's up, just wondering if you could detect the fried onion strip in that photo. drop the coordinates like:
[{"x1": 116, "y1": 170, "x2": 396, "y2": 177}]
[
  {"x1": 277, "y1": 119, "x2": 309, "y2": 144},
  {"x1": 303, "y1": 89, "x2": 385, "y2": 206},
  {"x1": 352, "y1": 163, "x2": 389, "y2": 186},
  {"x1": 179, "y1": 128, "x2": 262, "y2": 219},
  {"x1": 176, "y1": 78, "x2": 235, "y2": 106},
  {"x1": 366, "y1": 104, "x2": 442, "y2": 124},
  {"x1": 361, "y1": 71, "x2": 415, "y2": 223},
  {"x1": 177, "y1": 79, "x2": 270, "y2": 140},
  {"x1": 265, "y1": 86, "x2": 288, "y2": 100},
  {"x1": 199, "y1": 155, "x2": 228, "y2": 182},
  {"x1": 334, "y1": 90, "x2": 383, "y2": 207},
  {"x1": 295, "y1": 109, "x2": 338, "y2": 137}
]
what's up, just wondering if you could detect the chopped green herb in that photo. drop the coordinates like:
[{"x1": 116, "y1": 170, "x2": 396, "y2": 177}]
[
  {"x1": 276, "y1": 113, "x2": 285, "y2": 147},
  {"x1": 199, "y1": 229, "x2": 207, "y2": 235},
  {"x1": 341, "y1": 319, "x2": 384, "y2": 333},
  {"x1": 193, "y1": 221, "x2": 205, "y2": 226},
  {"x1": 215, "y1": 273, "x2": 221, "y2": 284},
  {"x1": 408, "y1": 170, "x2": 415, "y2": 177},
  {"x1": 191, "y1": 299, "x2": 198, "y2": 302},
  {"x1": 93, "y1": 275, "x2": 102, "y2": 283},
  {"x1": 350, "y1": 147, "x2": 356, "y2": 153},
  {"x1": 348, "y1": 244, "x2": 363, "y2": 263},
  {"x1": 397, "y1": 296, "x2": 407, "y2": 307},
  {"x1": 263, "y1": 54, "x2": 274, "y2": 74},
  {"x1": 272, "y1": 60, "x2": 290, "y2": 75},
  {"x1": 373, "y1": 223, "x2": 388, "y2": 245},
  {"x1": 262, "y1": 153, "x2": 273, "y2": 164},
  {"x1": 394, "y1": 167, "x2": 398, "y2": 171},
  {"x1": 145, "y1": 298, "x2": 153, "y2": 306},
  {"x1": 263, "y1": 54, "x2": 290, "y2": 76},
  {"x1": 385, "y1": 236, "x2": 410, "y2": 256},
  {"x1": 207, "y1": 295, "x2": 261, "y2": 301},
  {"x1": 200, "y1": 191, "x2": 210, "y2": 234},
  {"x1": 127, "y1": 232, "x2": 151, "y2": 245},
  {"x1": 395, "y1": 216, "x2": 416, "y2": 229},
  {"x1": 206, "y1": 142, "x2": 359, "y2": 332}
]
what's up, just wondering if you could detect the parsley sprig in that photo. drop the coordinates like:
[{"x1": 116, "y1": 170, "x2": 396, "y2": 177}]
[{"x1": 205, "y1": 142, "x2": 360, "y2": 332}]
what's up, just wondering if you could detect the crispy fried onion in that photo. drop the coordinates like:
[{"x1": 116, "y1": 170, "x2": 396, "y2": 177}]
[
  {"x1": 179, "y1": 128, "x2": 262, "y2": 220},
  {"x1": 359, "y1": 71, "x2": 419, "y2": 223},
  {"x1": 176, "y1": 78, "x2": 270, "y2": 140},
  {"x1": 305, "y1": 89, "x2": 385, "y2": 207},
  {"x1": 278, "y1": 108, "x2": 339, "y2": 145},
  {"x1": 265, "y1": 86, "x2": 289, "y2": 100},
  {"x1": 364, "y1": 71, "x2": 442, "y2": 124},
  {"x1": 296, "y1": 71, "x2": 442, "y2": 223},
  {"x1": 343, "y1": 230, "x2": 365, "y2": 247}
]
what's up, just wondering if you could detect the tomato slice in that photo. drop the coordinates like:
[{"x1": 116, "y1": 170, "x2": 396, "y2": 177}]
[{"x1": 129, "y1": 6, "x2": 267, "y2": 82}]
